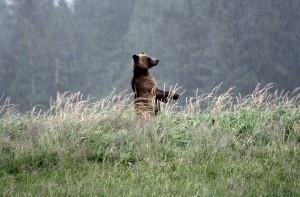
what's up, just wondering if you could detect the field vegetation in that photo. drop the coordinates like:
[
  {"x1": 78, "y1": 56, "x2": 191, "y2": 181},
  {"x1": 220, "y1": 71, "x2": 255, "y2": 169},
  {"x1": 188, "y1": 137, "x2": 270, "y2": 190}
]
[{"x1": 1, "y1": 84, "x2": 300, "y2": 196}]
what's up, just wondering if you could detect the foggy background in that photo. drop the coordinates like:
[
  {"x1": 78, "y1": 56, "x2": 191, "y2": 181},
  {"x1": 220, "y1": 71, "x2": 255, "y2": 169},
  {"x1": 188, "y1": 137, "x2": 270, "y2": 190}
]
[{"x1": 0, "y1": 0, "x2": 300, "y2": 111}]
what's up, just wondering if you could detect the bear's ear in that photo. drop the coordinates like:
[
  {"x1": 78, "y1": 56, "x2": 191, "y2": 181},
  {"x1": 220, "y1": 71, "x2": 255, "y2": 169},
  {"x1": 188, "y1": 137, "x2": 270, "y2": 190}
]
[
  {"x1": 132, "y1": 54, "x2": 139, "y2": 62},
  {"x1": 141, "y1": 52, "x2": 145, "y2": 54}
]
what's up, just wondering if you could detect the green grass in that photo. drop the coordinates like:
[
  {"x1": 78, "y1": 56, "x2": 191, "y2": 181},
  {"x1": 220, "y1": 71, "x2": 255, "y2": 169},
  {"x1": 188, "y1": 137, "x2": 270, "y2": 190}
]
[{"x1": 1, "y1": 84, "x2": 300, "y2": 196}]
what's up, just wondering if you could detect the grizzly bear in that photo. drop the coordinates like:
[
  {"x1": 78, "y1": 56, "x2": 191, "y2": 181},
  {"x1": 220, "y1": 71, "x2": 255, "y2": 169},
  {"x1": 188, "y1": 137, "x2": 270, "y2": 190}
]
[{"x1": 131, "y1": 52, "x2": 179, "y2": 119}]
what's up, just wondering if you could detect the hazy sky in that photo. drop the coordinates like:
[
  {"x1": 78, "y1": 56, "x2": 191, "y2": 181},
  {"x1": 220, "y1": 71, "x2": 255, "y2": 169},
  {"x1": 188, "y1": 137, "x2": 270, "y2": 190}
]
[
  {"x1": 65, "y1": 0, "x2": 73, "y2": 4},
  {"x1": 58, "y1": 0, "x2": 73, "y2": 5},
  {"x1": 6, "y1": 0, "x2": 73, "y2": 5}
]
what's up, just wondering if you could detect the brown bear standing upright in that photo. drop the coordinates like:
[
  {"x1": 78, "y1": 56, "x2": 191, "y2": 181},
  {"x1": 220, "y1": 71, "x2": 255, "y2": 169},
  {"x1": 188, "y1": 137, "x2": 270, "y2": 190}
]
[{"x1": 131, "y1": 52, "x2": 179, "y2": 119}]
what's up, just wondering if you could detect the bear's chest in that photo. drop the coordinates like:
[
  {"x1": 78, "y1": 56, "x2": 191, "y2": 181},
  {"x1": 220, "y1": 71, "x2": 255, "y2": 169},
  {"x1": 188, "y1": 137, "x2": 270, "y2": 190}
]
[{"x1": 132, "y1": 74, "x2": 157, "y2": 93}]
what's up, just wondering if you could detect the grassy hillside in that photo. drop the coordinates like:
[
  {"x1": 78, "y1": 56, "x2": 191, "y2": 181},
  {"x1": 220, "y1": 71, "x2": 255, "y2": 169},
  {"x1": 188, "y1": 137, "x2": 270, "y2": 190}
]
[{"x1": 1, "y1": 84, "x2": 300, "y2": 196}]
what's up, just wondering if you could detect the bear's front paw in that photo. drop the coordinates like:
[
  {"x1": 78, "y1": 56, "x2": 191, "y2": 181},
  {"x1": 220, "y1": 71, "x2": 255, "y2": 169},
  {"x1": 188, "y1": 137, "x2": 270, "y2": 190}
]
[{"x1": 172, "y1": 94, "x2": 180, "y2": 100}]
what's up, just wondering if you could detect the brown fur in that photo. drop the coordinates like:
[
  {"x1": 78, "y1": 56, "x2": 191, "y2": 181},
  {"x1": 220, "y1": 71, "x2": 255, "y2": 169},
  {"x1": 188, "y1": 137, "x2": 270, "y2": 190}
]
[{"x1": 131, "y1": 52, "x2": 179, "y2": 119}]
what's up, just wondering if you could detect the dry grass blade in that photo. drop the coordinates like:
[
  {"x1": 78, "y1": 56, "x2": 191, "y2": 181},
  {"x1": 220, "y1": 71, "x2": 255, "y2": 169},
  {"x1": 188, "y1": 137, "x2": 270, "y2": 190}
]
[
  {"x1": 181, "y1": 83, "x2": 300, "y2": 115},
  {"x1": 0, "y1": 96, "x2": 19, "y2": 116}
]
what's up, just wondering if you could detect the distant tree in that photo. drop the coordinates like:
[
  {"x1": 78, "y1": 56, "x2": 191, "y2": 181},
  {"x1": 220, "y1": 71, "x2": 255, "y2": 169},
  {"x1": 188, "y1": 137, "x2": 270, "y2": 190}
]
[
  {"x1": 0, "y1": 0, "x2": 12, "y2": 96},
  {"x1": 155, "y1": 0, "x2": 300, "y2": 95},
  {"x1": 216, "y1": 0, "x2": 300, "y2": 92},
  {"x1": 1, "y1": 0, "x2": 42, "y2": 108},
  {"x1": 155, "y1": 1, "x2": 226, "y2": 95},
  {"x1": 2, "y1": 0, "x2": 76, "y2": 110},
  {"x1": 44, "y1": 0, "x2": 77, "y2": 93},
  {"x1": 73, "y1": 0, "x2": 136, "y2": 97},
  {"x1": 0, "y1": 0, "x2": 9, "y2": 48}
]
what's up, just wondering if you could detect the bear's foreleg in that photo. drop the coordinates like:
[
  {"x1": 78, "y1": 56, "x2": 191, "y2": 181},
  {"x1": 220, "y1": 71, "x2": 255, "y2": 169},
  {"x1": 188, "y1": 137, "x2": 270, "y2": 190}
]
[{"x1": 155, "y1": 89, "x2": 179, "y2": 103}]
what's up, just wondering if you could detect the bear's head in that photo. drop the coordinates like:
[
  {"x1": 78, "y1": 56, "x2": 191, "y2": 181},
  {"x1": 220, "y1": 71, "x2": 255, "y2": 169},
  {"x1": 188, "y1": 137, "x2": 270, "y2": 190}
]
[{"x1": 132, "y1": 52, "x2": 159, "y2": 70}]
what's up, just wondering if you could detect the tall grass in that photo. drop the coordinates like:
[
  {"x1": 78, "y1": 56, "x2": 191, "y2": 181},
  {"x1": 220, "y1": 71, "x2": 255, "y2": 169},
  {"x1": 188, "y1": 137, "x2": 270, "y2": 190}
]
[{"x1": 0, "y1": 84, "x2": 300, "y2": 196}]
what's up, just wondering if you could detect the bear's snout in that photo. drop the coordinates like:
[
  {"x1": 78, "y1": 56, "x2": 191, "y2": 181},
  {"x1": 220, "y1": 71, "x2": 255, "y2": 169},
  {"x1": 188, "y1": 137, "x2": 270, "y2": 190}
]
[{"x1": 155, "y1": 59, "x2": 159, "y2": 65}]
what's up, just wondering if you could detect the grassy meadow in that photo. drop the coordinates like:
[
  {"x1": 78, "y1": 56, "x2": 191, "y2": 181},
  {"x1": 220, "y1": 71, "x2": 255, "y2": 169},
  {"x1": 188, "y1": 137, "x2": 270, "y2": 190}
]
[{"x1": 0, "y1": 84, "x2": 300, "y2": 196}]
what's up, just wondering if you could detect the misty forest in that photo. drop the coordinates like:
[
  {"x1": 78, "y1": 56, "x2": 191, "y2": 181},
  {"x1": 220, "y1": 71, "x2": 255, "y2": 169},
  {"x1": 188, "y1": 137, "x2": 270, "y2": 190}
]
[{"x1": 0, "y1": 0, "x2": 300, "y2": 111}]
